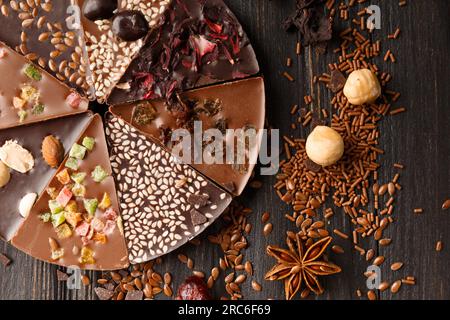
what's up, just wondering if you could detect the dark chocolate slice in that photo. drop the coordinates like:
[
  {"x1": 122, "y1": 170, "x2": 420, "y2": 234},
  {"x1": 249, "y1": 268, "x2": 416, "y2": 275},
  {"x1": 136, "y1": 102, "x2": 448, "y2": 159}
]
[
  {"x1": 105, "y1": 113, "x2": 232, "y2": 263},
  {"x1": 0, "y1": 112, "x2": 92, "y2": 241},
  {"x1": 78, "y1": 0, "x2": 169, "y2": 102},
  {"x1": 0, "y1": 0, "x2": 91, "y2": 94},
  {"x1": 108, "y1": 0, "x2": 260, "y2": 105},
  {"x1": 12, "y1": 115, "x2": 129, "y2": 270},
  {"x1": 0, "y1": 42, "x2": 89, "y2": 130},
  {"x1": 110, "y1": 77, "x2": 265, "y2": 195}
]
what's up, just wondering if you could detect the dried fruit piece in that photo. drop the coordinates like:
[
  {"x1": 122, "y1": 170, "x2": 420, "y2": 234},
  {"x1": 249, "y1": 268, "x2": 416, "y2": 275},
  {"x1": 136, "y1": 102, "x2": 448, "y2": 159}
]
[
  {"x1": 64, "y1": 211, "x2": 82, "y2": 228},
  {"x1": 176, "y1": 276, "x2": 211, "y2": 300},
  {"x1": 98, "y1": 193, "x2": 111, "y2": 210},
  {"x1": 91, "y1": 165, "x2": 108, "y2": 182},
  {"x1": 48, "y1": 199, "x2": 63, "y2": 214},
  {"x1": 42, "y1": 135, "x2": 64, "y2": 168},
  {"x1": 83, "y1": 198, "x2": 98, "y2": 216},
  {"x1": 56, "y1": 186, "x2": 73, "y2": 207},
  {"x1": 72, "y1": 183, "x2": 86, "y2": 197},
  {"x1": 55, "y1": 223, "x2": 72, "y2": 239},
  {"x1": 56, "y1": 169, "x2": 71, "y2": 185},
  {"x1": 79, "y1": 246, "x2": 95, "y2": 265},
  {"x1": 65, "y1": 157, "x2": 79, "y2": 170},
  {"x1": 71, "y1": 172, "x2": 87, "y2": 184},
  {"x1": 31, "y1": 104, "x2": 45, "y2": 115},
  {"x1": 82, "y1": 136, "x2": 95, "y2": 151},
  {"x1": 64, "y1": 200, "x2": 78, "y2": 213},
  {"x1": 69, "y1": 143, "x2": 87, "y2": 160},
  {"x1": 51, "y1": 212, "x2": 66, "y2": 228},
  {"x1": 24, "y1": 63, "x2": 42, "y2": 81}
]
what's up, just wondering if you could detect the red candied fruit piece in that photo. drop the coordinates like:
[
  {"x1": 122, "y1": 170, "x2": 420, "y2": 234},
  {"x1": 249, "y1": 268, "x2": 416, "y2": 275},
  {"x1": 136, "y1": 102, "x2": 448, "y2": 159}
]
[
  {"x1": 176, "y1": 276, "x2": 211, "y2": 300},
  {"x1": 56, "y1": 186, "x2": 73, "y2": 207},
  {"x1": 66, "y1": 92, "x2": 82, "y2": 109},
  {"x1": 104, "y1": 208, "x2": 118, "y2": 220},
  {"x1": 103, "y1": 220, "x2": 116, "y2": 234},
  {"x1": 75, "y1": 221, "x2": 90, "y2": 237}
]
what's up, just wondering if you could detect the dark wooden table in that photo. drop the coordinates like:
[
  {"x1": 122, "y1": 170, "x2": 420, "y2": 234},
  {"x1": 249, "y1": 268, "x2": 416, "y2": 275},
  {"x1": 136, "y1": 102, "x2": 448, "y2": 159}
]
[{"x1": 0, "y1": 0, "x2": 449, "y2": 300}]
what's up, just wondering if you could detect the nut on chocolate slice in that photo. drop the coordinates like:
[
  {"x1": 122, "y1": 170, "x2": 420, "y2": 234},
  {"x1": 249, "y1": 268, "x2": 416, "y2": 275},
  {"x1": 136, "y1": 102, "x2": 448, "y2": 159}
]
[{"x1": 42, "y1": 135, "x2": 64, "y2": 168}]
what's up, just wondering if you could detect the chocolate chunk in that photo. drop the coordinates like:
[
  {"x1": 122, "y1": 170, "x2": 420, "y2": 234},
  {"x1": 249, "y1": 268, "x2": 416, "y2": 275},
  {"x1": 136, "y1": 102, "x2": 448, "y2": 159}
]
[
  {"x1": 190, "y1": 209, "x2": 208, "y2": 226},
  {"x1": 108, "y1": 0, "x2": 259, "y2": 105},
  {"x1": 0, "y1": 253, "x2": 11, "y2": 267},
  {"x1": 329, "y1": 70, "x2": 346, "y2": 93},
  {"x1": 188, "y1": 194, "x2": 210, "y2": 207},
  {"x1": 125, "y1": 290, "x2": 144, "y2": 300},
  {"x1": 305, "y1": 158, "x2": 322, "y2": 173},
  {"x1": 112, "y1": 11, "x2": 149, "y2": 42},
  {"x1": 95, "y1": 287, "x2": 114, "y2": 300},
  {"x1": 56, "y1": 270, "x2": 69, "y2": 281},
  {"x1": 82, "y1": 0, "x2": 117, "y2": 21}
]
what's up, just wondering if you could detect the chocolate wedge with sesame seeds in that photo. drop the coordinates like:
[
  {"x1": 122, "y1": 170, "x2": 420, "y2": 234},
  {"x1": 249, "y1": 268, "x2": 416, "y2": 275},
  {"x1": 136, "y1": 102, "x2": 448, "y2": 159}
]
[{"x1": 12, "y1": 114, "x2": 129, "y2": 270}]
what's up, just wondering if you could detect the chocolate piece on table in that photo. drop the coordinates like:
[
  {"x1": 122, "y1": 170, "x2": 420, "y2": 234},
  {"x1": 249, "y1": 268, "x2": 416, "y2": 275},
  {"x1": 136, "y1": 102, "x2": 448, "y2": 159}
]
[
  {"x1": 0, "y1": 0, "x2": 91, "y2": 94},
  {"x1": 0, "y1": 42, "x2": 89, "y2": 130},
  {"x1": 107, "y1": 0, "x2": 260, "y2": 105},
  {"x1": 110, "y1": 77, "x2": 265, "y2": 195},
  {"x1": 0, "y1": 112, "x2": 92, "y2": 241},
  {"x1": 78, "y1": 0, "x2": 169, "y2": 102},
  {"x1": 12, "y1": 115, "x2": 129, "y2": 270},
  {"x1": 105, "y1": 113, "x2": 232, "y2": 263}
]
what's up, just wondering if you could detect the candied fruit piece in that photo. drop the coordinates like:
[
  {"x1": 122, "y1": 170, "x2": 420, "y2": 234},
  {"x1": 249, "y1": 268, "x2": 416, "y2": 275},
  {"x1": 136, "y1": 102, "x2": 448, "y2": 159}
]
[
  {"x1": 98, "y1": 192, "x2": 111, "y2": 210},
  {"x1": 51, "y1": 248, "x2": 64, "y2": 260},
  {"x1": 66, "y1": 92, "x2": 81, "y2": 109},
  {"x1": 56, "y1": 169, "x2": 71, "y2": 185},
  {"x1": 104, "y1": 208, "x2": 118, "y2": 220},
  {"x1": 64, "y1": 211, "x2": 82, "y2": 228},
  {"x1": 32, "y1": 103, "x2": 45, "y2": 115},
  {"x1": 18, "y1": 110, "x2": 27, "y2": 122},
  {"x1": 51, "y1": 212, "x2": 66, "y2": 228},
  {"x1": 20, "y1": 85, "x2": 39, "y2": 102},
  {"x1": 75, "y1": 221, "x2": 90, "y2": 237},
  {"x1": 39, "y1": 212, "x2": 51, "y2": 223},
  {"x1": 69, "y1": 143, "x2": 87, "y2": 160},
  {"x1": 79, "y1": 246, "x2": 95, "y2": 265},
  {"x1": 55, "y1": 223, "x2": 72, "y2": 239},
  {"x1": 103, "y1": 220, "x2": 116, "y2": 234},
  {"x1": 93, "y1": 232, "x2": 107, "y2": 244},
  {"x1": 91, "y1": 217, "x2": 105, "y2": 232},
  {"x1": 65, "y1": 157, "x2": 79, "y2": 170},
  {"x1": 72, "y1": 183, "x2": 86, "y2": 197},
  {"x1": 56, "y1": 186, "x2": 73, "y2": 207},
  {"x1": 82, "y1": 136, "x2": 95, "y2": 151},
  {"x1": 13, "y1": 97, "x2": 26, "y2": 109},
  {"x1": 64, "y1": 200, "x2": 78, "y2": 213},
  {"x1": 71, "y1": 172, "x2": 86, "y2": 184},
  {"x1": 48, "y1": 199, "x2": 63, "y2": 214},
  {"x1": 176, "y1": 276, "x2": 211, "y2": 300},
  {"x1": 24, "y1": 64, "x2": 42, "y2": 81},
  {"x1": 46, "y1": 187, "x2": 58, "y2": 200},
  {"x1": 84, "y1": 198, "x2": 98, "y2": 216},
  {"x1": 91, "y1": 165, "x2": 108, "y2": 182}
]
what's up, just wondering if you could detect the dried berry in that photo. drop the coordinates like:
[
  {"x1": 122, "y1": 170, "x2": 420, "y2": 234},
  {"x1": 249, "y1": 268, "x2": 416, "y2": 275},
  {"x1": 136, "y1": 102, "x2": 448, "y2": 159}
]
[{"x1": 176, "y1": 276, "x2": 211, "y2": 300}]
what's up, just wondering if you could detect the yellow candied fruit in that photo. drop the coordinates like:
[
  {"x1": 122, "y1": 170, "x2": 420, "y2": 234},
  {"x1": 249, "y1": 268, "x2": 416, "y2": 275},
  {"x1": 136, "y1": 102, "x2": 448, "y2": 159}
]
[
  {"x1": 93, "y1": 232, "x2": 107, "y2": 244},
  {"x1": 56, "y1": 169, "x2": 71, "y2": 185},
  {"x1": 13, "y1": 97, "x2": 26, "y2": 109},
  {"x1": 64, "y1": 211, "x2": 82, "y2": 228},
  {"x1": 79, "y1": 246, "x2": 95, "y2": 265},
  {"x1": 51, "y1": 248, "x2": 64, "y2": 260},
  {"x1": 64, "y1": 200, "x2": 78, "y2": 213},
  {"x1": 46, "y1": 187, "x2": 58, "y2": 200},
  {"x1": 55, "y1": 223, "x2": 72, "y2": 239},
  {"x1": 98, "y1": 192, "x2": 111, "y2": 210},
  {"x1": 20, "y1": 85, "x2": 39, "y2": 102}
]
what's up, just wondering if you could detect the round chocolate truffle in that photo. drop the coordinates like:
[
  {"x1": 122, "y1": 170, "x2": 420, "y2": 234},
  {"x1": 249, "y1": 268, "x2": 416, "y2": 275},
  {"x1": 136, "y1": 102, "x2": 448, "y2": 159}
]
[
  {"x1": 82, "y1": 0, "x2": 118, "y2": 21},
  {"x1": 111, "y1": 11, "x2": 149, "y2": 42}
]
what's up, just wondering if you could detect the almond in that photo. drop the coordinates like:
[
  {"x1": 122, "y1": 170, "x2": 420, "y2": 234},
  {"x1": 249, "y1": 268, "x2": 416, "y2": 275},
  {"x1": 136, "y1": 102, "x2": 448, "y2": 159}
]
[{"x1": 42, "y1": 135, "x2": 64, "y2": 168}]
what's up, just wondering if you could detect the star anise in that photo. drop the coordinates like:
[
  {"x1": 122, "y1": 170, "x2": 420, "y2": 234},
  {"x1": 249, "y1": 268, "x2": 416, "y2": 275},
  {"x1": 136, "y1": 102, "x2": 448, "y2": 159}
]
[{"x1": 265, "y1": 235, "x2": 341, "y2": 299}]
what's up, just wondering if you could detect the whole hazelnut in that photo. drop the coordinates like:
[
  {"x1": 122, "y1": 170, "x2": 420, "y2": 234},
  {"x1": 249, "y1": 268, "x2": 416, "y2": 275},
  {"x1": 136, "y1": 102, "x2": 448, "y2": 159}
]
[
  {"x1": 306, "y1": 126, "x2": 344, "y2": 167},
  {"x1": 343, "y1": 69, "x2": 381, "y2": 105}
]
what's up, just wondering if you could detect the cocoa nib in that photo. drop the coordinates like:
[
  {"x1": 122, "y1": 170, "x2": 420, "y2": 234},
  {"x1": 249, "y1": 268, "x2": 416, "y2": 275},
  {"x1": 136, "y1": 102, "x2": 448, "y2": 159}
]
[{"x1": 283, "y1": 0, "x2": 332, "y2": 46}]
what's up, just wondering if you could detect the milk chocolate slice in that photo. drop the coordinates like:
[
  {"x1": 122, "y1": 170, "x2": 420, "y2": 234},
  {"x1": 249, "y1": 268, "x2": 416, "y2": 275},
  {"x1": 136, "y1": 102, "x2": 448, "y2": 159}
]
[
  {"x1": 78, "y1": 0, "x2": 170, "y2": 102},
  {"x1": 12, "y1": 115, "x2": 129, "y2": 270},
  {"x1": 0, "y1": 0, "x2": 91, "y2": 94},
  {"x1": 110, "y1": 77, "x2": 265, "y2": 195},
  {"x1": 108, "y1": 0, "x2": 260, "y2": 105},
  {"x1": 0, "y1": 42, "x2": 89, "y2": 130},
  {"x1": 0, "y1": 112, "x2": 92, "y2": 240},
  {"x1": 105, "y1": 113, "x2": 232, "y2": 263}
]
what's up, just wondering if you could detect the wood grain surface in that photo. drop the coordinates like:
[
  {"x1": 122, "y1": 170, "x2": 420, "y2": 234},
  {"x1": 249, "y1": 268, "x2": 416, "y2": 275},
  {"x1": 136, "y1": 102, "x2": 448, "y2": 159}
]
[{"x1": 0, "y1": 0, "x2": 449, "y2": 300}]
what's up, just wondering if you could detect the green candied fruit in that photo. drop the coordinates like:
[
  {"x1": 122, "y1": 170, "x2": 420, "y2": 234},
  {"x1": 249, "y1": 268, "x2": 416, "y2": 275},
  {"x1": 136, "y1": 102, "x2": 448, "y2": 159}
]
[
  {"x1": 48, "y1": 199, "x2": 63, "y2": 214},
  {"x1": 71, "y1": 172, "x2": 87, "y2": 184},
  {"x1": 39, "y1": 212, "x2": 51, "y2": 223},
  {"x1": 69, "y1": 143, "x2": 87, "y2": 160},
  {"x1": 18, "y1": 110, "x2": 27, "y2": 123},
  {"x1": 72, "y1": 183, "x2": 86, "y2": 197},
  {"x1": 91, "y1": 165, "x2": 108, "y2": 183},
  {"x1": 82, "y1": 136, "x2": 95, "y2": 151},
  {"x1": 65, "y1": 157, "x2": 79, "y2": 170},
  {"x1": 51, "y1": 212, "x2": 66, "y2": 228},
  {"x1": 31, "y1": 104, "x2": 45, "y2": 115},
  {"x1": 83, "y1": 198, "x2": 98, "y2": 216},
  {"x1": 24, "y1": 64, "x2": 42, "y2": 81}
]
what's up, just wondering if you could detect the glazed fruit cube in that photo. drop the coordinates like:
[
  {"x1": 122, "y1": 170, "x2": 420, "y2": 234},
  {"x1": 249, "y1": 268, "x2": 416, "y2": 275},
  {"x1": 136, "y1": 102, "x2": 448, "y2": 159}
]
[
  {"x1": 56, "y1": 186, "x2": 73, "y2": 207},
  {"x1": 83, "y1": 198, "x2": 98, "y2": 216},
  {"x1": 20, "y1": 85, "x2": 39, "y2": 102},
  {"x1": 71, "y1": 172, "x2": 86, "y2": 184},
  {"x1": 82, "y1": 136, "x2": 95, "y2": 151},
  {"x1": 39, "y1": 212, "x2": 51, "y2": 223},
  {"x1": 51, "y1": 248, "x2": 64, "y2": 260},
  {"x1": 65, "y1": 157, "x2": 79, "y2": 170},
  {"x1": 31, "y1": 103, "x2": 45, "y2": 115},
  {"x1": 91, "y1": 165, "x2": 108, "y2": 182},
  {"x1": 75, "y1": 221, "x2": 90, "y2": 237},
  {"x1": 56, "y1": 169, "x2": 71, "y2": 185},
  {"x1": 98, "y1": 192, "x2": 111, "y2": 210},
  {"x1": 66, "y1": 92, "x2": 81, "y2": 109},
  {"x1": 24, "y1": 64, "x2": 42, "y2": 81},
  {"x1": 91, "y1": 217, "x2": 105, "y2": 232},
  {"x1": 18, "y1": 110, "x2": 27, "y2": 123},
  {"x1": 55, "y1": 223, "x2": 72, "y2": 239},
  {"x1": 64, "y1": 211, "x2": 82, "y2": 228},
  {"x1": 93, "y1": 233, "x2": 107, "y2": 244},
  {"x1": 64, "y1": 200, "x2": 78, "y2": 213},
  {"x1": 103, "y1": 220, "x2": 116, "y2": 234},
  {"x1": 51, "y1": 212, "x2": 66, "y2": 228},
  {"x1": 104, "y1": 208, "x2": 118, "y2": 221},
  {"x1": 72, "y1": 183, "x2": 86, "y2": 197},
  {"x1": 48, "y1": 199, "x2": 63, "y2": 214},
  {"x1": 69, "y1": 143, "x2": 87, "y2": 160},
  {"x1": 79, "y1": 246, "x2": 95, "y2": 265},
  {"x1": 46, "y1": 187, "x2": 58, "y2": 199}
]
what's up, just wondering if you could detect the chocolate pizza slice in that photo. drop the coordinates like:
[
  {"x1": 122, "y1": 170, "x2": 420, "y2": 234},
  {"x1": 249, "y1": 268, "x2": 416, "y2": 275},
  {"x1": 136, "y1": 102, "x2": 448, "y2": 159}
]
[
  {"x1": 12, "y1": 114, "x2": 129, "y2": 270},
  {"x1": 0, "y1": 42, "x2": 89, "y2": 129},
  {"x1": 78, "y1": 0, "x2": 170, "y2": 102},
  {"x1": 107, "y1": 0, "x2": 260, "y2": 105},
  {"x1": 0, "y1": 112, "x2": 93, "y2": 241},
  {"x1": 110, "y1": 77, "x2": 265, "y2": 195},
  {"x1": 105, "y1": 113, "x2": 232, "y2": 263},
  {"x1": 0, "y1": 0, "x2": 91, "y2": 94}
]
